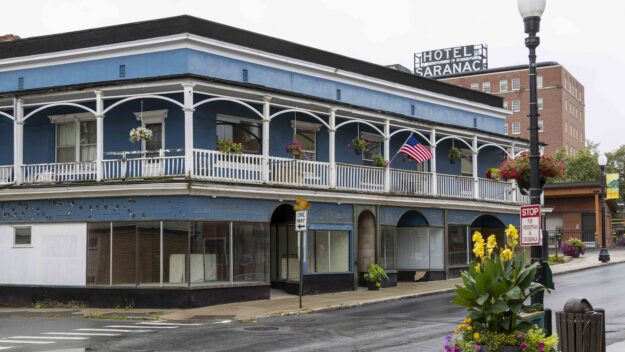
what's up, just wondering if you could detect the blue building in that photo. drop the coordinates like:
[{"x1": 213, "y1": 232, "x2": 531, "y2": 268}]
[{"x1": 0, "y1": 16, "x2": 529, "y2": 308}]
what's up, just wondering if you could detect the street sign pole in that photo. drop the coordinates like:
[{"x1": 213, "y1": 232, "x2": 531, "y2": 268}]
[{"x1": 295, "y1": 209, "x2": 308, "y2": 309}]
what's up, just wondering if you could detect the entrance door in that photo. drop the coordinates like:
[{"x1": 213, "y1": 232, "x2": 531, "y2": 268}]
[
  {"x1": 270, "y1": 224, "x2": 299, "y2": 283},
  {"x1": 581, "y1": 213, "x2": 596, "y2": 243}
]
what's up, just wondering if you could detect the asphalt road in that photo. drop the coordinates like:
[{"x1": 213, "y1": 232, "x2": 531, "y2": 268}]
[{"x1": 1, "y1": 262, "x2": 625, "y2": 352}]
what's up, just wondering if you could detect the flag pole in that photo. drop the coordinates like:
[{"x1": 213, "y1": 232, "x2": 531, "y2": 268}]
[{"x1": 389, "y1": 132, "x2": 413, "y2": 164}]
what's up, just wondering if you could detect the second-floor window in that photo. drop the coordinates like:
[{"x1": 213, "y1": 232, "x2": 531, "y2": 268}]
[
  {"x1": 512, "y1": 100, "x2": 521, "y2": 112},
  {"x1": 56, "y1": 120, "x2": 96, "y2": 163},
  {"x1": 292, "y1": 120, "x2": 320, "y2": 161},
  {"x1": 470, "y1": 83, "x2": 479, "y2": 90},
  {"x1": 216, "y1": 115, "x2": 261, "y2": 154},
  {"x1": 482, "y1": 82, "x2": 491, "y2": 93},
  {"x1": 537, "y1": 75, "x2": 544, "y2": 89},
  {"x1": 361, "y1": 132, "x2": 383, "y2": 165},
  {"x1": 504, "y1": 123, "x2": 509, "y2": 135},
  {"x1": 499, "y1": 80, "x2": 508, "y2": 92},
  {"x1": 512, "y1": 122, "x2": 521, "y2": 135},
  {"x1": 538, "y1": 120, "x2": 544, "y2": 132},
  {"x1": 538, "y1": 98, "x2": 544, "y2": 110},
  {"x1": 461, "y1": 148, "x2": 473, "y2": 177},
  {"x1": 512, "y1": 78, "x2": 520, "y2": 91}
]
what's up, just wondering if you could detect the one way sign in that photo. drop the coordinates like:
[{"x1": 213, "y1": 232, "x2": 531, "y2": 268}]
[{"x1": 295, "y1": 210, "x2": 308, "y2": 232}]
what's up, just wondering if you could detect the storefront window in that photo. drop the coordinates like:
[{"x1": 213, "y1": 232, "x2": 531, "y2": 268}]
[
  {"x1": 429, "y1": 228, "x2": 444, "y2": 270},
  {"x1": 307, "y1": 231, "x2": 349, "y2": 273},
  {"x1": 233, "y1": 223, "x2": 269, "y2": 282},
  {"x1": 448, "y1": 225, "x2": 469, "y2": 267},
  {"x1": 86, "y1": 223, "x2": 110, "y2": 285},
  {"x1": 380, "y1": 226, "x2": 396, "y2": 270},
  {"x1": 137, "y1": 222, "x2": 161, "y2": 286},
  {"x1": 111, "y1": 223, "x2": 137, "y2": 285},
  {"x1": 162, "y1": 222, "x2": 188, "y2": 286},
  {"x1": 396, "y1": 227, "x2": 444, "y2": 270},
  {"x1": 190, "y1": 222, "x2": 230, "y2": 284}
]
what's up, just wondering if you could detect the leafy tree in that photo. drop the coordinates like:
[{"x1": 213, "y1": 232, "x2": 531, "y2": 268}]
[{"x1": 552, "y1": 141, "x2": 600, "y2": 183}]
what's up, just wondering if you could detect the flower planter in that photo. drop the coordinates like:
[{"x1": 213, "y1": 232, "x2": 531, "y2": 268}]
[
  {"x1": 475, "y1": 345, "x2": 521, "y2": 352},
  {"x1": 367, "y1": 281, "x2": 381, "y2": 291},
  {"x1": 517, "y1": 178, "x2": 546, "y2": 195}
]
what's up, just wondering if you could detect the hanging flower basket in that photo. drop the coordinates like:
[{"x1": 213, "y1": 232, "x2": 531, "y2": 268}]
[
  {"x1": 448, "y1": 147, "x2": 462, "y2": 164},
  {"x1": 350, "y1": 137, "x2": 367, "y2": 155},
  {"x1": 485, "y1": 168, "x2": 501, "y2": 181},
  {"x1": 217, "y1": 139, "x2": 243, "y2": 154},
  {"x1": 129, "y1": 127, "x2": 153, "y2": 143},
  {"x1": 499, "y1": 152, "x2": 563, "y2": 194},
  {"x1": 372, "y1": 154, "x2": 389, "y2": 168},
  {"x1": 286, "y1": 141, "x2": 304, "y2": 159}
]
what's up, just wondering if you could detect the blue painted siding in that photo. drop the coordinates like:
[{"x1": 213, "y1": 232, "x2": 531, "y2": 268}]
[
  {"x1": 0, "y1": 48, "x2": 504, "y2": 134},
  {"x1": 447, "y1": 210, "x2": 519, "y2": 227},
  {"x1": 379, "y1": 206, "x2": 444, "y2": 227},
  {"x1": 478, "y1": 146, "x2": 506, "y2": 177}
]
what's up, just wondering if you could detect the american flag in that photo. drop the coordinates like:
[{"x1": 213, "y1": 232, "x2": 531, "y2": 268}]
[{"x1": 399, "y1": 135, "x2": 433, "y2": 163}]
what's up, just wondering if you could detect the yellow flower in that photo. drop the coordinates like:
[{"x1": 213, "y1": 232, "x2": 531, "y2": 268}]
[
  {"x1": 501, "y1": 248, "x2": 513, "y2": 261},
  {"x1": 472, "y1": 231, "x2": 483, "y2": 243},
  {"x1": 454, "y1": 330, "x2": 459, "y2": 334},
  {"x1": 473, "y1": 243, "x2": 485, "y2": 259},
  {"x1": 473, "y1": 332, "x2": 480, "y2": 340},
  {"x1": 467, "y1": 325, "x2": 473, "y2": 331},
  {"x1": 458, "y1": 324, "x2": 466, "y2": 330},
  {"x1": 505, "y1": 225, "x2": 519, "y2": 248},
  {"x1": 487, "y1": 234, "x2": 497, "y2": 248},
  {"x1": 465, "y1": 318, "x2": 471, "y2": 323}
]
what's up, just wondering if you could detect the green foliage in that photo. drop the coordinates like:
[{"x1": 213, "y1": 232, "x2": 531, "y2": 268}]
[
  {"x1": 372, "y1": 154, "x2": 388, "y2": 168},
  {"x1": 363, "y1": 263, "x2": 388, "y2": 283},
  {"x1": 448, "y1": 147, "x2": 462, "y2": 162},
  {"x1": 474, "y1": 330, "x2": 517, "y2": 351},
  {"x1": 217, "y1": 139, "x2": 243, "y2": 154},
  {"x1": 547, "y1": 255, "x2": 565, "y2": 265},
  {"x1": 351, "y1": 137, "x2": 367, "y2": 152},
  {"x1": 552, "y1": 140, "x2": 600, "y2": 184},
  {"x1": 522, "y1": 325, "x2": 559, "y2": 352}
]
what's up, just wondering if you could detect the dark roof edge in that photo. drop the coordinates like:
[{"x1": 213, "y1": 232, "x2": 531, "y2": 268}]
[
  {"x1": 436, "y1": 62, "x2": 561, "y2": 79},
  {"x1": 0, "y1": 15, "x2": 502, "y2": 109},
  {"x1": 544, "y1": 181, "x2": 600, "y2": 189},
  {"x1": 0, "y1": 73, "x2": 523, "y2": 144}
]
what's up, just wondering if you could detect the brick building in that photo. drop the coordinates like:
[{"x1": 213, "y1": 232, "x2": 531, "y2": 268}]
[{"x1": 439, "y1": 62, "x2": 585, "y2": 156}]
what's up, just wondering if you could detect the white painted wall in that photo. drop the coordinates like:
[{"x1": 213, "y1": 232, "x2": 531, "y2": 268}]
[{"x1": 0, "y1": 223, "x2": 87, "y2": 286}]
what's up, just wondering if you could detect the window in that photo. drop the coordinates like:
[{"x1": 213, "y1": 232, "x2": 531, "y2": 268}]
[
  {"x1": 504, "y1": 123, "x2": 509, "y2": 135},
  {"x1": 538, "y1": 97, "x2": 544, "y2": 110},
  {"x1": 512, "y1": 100, "x2": 521, "y2": 112},
  {"x1": 396, "y1": 227, "x2": 444, "y2": 270},
  {"x1": 380, "y1": 226, "x2": 396, "y2": 270},
  {"x1": 537, "y1": 75, "x2": 544, "y2": 88},
  {"x1": 216, "y1": 115, "x2": 262, "y2": 154},
  {"x1": 482, "y1": 82, "x2": 491, "y2": 93},
  {"x1": 14, "y1": 226, "x2": 32, "y2": 246},
  {"x1": 503, "y1": 101, "x2": 508, "y2": 110},
  {"x1": 307, "y1": 231, "x2": 350, "y2": 273},
  {"x1": 361, "y1": 132, "x2": 383, "y2": 165},
  {"x1": 134, "y1": 109, "x2": 168, "y2": 155},
  {"x1": 538, "y1": 120, "x2": 544, "y2": 132},
  {"x1": 461, "y1": 148, "x2": 473, "y2": 176},
  {"x1": 512, "y1": 122, "x2": 521, "y2": 135},
  {"x1": 54, "y1": 119, "x2": 96, "y2": 163},
  {"x1": 292, "y1": 120, "x2": 320, "y2": 161},
  {"x1": 512, "y1": 78, "x2": 521, "y2": 91},
  {"x1": 448, "y1": 225, "x2": 469, "y2": 267},
  {"x1": 470, "y1": 83, "x2": 479, "y2": 90},
  {"x1": 499, "y1": 80, "x2": 508, "y2": 92}
]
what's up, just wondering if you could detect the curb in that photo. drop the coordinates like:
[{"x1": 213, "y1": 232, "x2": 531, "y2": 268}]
[{"x1": 551, "y1": 259, "x2": 625, "y2": 276}]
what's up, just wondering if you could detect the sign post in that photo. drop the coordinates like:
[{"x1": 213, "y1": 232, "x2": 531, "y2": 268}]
[
  {"x1": 520, "y1": 205, "x2": 541, "y2": 246},
  {"x1": 293, "y1": 198, "x2": 310, "y2": 309}
]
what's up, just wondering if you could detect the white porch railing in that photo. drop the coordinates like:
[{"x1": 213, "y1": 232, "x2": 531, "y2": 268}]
[
  {"x1": 103, "y1": 156, "x2": 185, "y2": 179},
  {"x1": 437, "y1": 173, "x2": 474, "y2": 199},
  {"x1": 22, "y1": 162, "x2": 97, "y2": 184},
  {"x1": 336, "y1": 163, "x2": 385, "y2": 192},
  {"x1": 478, "y1": 178, "x2": 514, "y2": 202},
  {"x1": 390, "y1": 169, "x2": 432, "y2": 195},
  {"x1": 194, "y1": 149, "x2": 264, "y2": 183},
  {"x1": 0, "y1": 165, "x2": 14, "y2": 185},
  {"x1": 269, "y1": 156, "x2": 329, "y2": 188}
]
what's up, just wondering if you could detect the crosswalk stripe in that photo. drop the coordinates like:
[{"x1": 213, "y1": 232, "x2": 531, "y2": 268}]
[
  {"x1": 138, "y1": 322, "x2": 204, "y2": 326},
  {"x1": 106, "y1": 325, "x2": 177, "y2": 329},
  {"x1": 0, "y1": 340, "x2": 54, "y2": 344},
  {"x1": 9, "y1": 336, "x2": 89, "y2": 340},
  {"x1": 75, "y1": 328, "x2": 151, "y2": 333},
  {"x1": 0, "y1": 347, "x2": 13, "y2": 350},
  {"x1": 44, "y1": 332, "x2": 120, "y2": 337}
]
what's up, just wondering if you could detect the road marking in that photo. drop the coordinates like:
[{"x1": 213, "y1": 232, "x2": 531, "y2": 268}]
[
  {"x1": 137, "y1": 322, "x2": 204, "y2": 326},
  {"x1": 75, "y1": 328, "x2": 152, "y2": 333},
  {"x1": 9, "y1": 336, "x2": 89, "y2": 340},
  {"x1": 212, "y1": 320, "x2": 233, "y2": 324},
  {"x1": 0, "y1": 340, "x2": 54, "y2": 344},
  {"x1": 44, "y1": 332, "x2": 121, "y2": 337},
  {"x1": 105, "y1": 325, "x2": 178, "y2": 329},
  {"x1": 0, "y1": 347, "x2": 13, "y2": 350}
]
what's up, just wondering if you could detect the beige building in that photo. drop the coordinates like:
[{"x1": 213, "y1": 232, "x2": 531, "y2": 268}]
[{"x1": 439, "y1": 62, "x2": 585, "y2": 156}]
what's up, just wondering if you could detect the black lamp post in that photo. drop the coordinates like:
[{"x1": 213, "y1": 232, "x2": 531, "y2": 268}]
[
  {"x1": 598, "y1": 154, "x2": 610, "y2": 263},
  {"x1": 517, "y1": 0, "x2": 547, "y2": 306}
]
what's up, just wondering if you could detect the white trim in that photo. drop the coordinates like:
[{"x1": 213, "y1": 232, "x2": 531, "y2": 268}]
[
  {"x1": 217, "y1": 113, "x2": 260, "y2": 125},
  {"x1": 136, "y1": 109, "x2": 167, "y2": 152},
  {"x1": 0, "y1": 33, "x2": 509, "y2": 118},
  {"x1": 291, "y1": 120, "x2": 322, "y2": 132},
  {"x1": 48, "y1": 112, "x2": 95, "y2": 124},
  {"x1": 360, "y1": 131, "x2": 384, "y2": 143}
]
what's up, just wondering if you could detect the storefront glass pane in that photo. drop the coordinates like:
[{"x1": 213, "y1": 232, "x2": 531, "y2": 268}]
[
  {"x1": 276, "y1": 225, "x2": 299, "y2": 281},
  {"x1": 449, "y1": 225, "x2": 469, "y2": 267},
  {"x1": 112, "y1": 223, "x2": 137, "y2": 285},
  {"x1": 308, "y1": 231, "x2": 350, "y2": 273},
  {"x1": 86, "y1": 223, "x2": 110, "y2": 285},
  {"x1": 380, "y1": 226, "x2": 396, "y2": 270},
  {"x1": 163, "y1": 222, "x2": 189, "y2": 286},
  {"x1": 396, "y1": 227, "x2": 429, "y2": 269},
  {"x1": 429, "y1": 228, "x2": 445, "y2": 270},
  {"x1": 190, "y1": 222, "x2": 230, "y2": 284},
  {"x1": 233, "y1": 223, "x2": 269, "y2": 282},
  {"x1": 137, "y1": 222, "x2": 160, "y2": 286},
  {"x1": 329, "y1": 231, "x2": 349, "y2": 272}
]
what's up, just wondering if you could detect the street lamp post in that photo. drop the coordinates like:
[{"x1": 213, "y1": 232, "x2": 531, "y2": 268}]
[
  {"x1": 517, "y1": 0, "x2": 547, "y2": 306},
  {"x1": 598, "y1": 155, "x2": 611, "y2": 263}
]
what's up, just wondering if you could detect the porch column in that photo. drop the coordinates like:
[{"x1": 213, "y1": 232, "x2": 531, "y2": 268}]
[
  {"x1": 328, "y1": 107, "x2": 336, "y2": 188},
  {"x1": 430, "y1": 129, "x2": 437, "y2": 196},
  {"x1": 13, "y1": 98, "x2": 23, "y2": 185},
  {"x1": 182, "y1": 82, "x2": 195, "y2": 177},
  {"x1": 383, "y1": 119, "x2": 390, "y2": 192},
  {"x1": 262, "y1": 96, "x2": 271, "y2": 183},
  {"x1": 510, "y1": 143, "x2": 517, "y2": 203},
  {"x1": 472, "y1": 135, "x2": 479, "y2": 199},
  {"x1": 95, "y1": 91, "x2": 104, "y2": 181}
]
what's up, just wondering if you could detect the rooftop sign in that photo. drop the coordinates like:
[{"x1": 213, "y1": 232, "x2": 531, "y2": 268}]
[{"x1": 414, "y1": 44, "x2": 488, "y2": 78}]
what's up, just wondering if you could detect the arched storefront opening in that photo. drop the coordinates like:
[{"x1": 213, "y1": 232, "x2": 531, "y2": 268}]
[
  {"x1": 269, "y1": 204, "x2": 297, "y2": 290},
  {"x1": 470, "y1": 215, "x2": 506, "y2": 249},
  {"x1": 357, "y1": 210, "x2": 376, "y2": 283}
]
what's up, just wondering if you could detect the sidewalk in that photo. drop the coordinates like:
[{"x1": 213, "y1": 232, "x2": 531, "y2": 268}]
[{"x1": 3, "y1": 249, "x2": 625, "y2": 322}]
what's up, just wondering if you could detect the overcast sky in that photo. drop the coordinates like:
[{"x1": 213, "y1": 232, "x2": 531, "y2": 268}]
[{"x1": 2, "y1": 0, "x2": 620, "y2": 153}]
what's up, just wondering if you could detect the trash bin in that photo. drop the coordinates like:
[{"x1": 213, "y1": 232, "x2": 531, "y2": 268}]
[{"x1": 556, "y1": 298, "x2": 605, "y2": 352}]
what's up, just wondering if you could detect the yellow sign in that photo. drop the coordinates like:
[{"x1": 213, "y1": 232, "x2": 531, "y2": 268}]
[
  {"x1": 607, "y1": 173, "x2": 620, "y2": 199},
  {"x1": 293, "y1": 197, "x2": 310, "y2": 211}
]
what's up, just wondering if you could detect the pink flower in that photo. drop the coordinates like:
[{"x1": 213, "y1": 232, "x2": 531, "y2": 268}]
[
  {"x1": 521, "y1": 343, "x2": 527, "y2": 350},
  {"x1": 538, "y1": 342, "x2": 545, "y2": 348}
]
